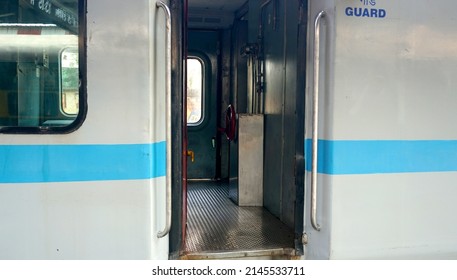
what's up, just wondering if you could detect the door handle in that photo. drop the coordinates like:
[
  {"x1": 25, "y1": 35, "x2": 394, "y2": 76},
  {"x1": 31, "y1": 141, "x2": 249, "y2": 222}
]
[
  {"x1": 311, "y1": 10, "x2": 326, "y2": 232},
  {"x1": 187, "y1": 150, "x2": 195, "y2": 162},
  {"x1": 156, "y1": 0, "x2": 172, "y2": 239}
]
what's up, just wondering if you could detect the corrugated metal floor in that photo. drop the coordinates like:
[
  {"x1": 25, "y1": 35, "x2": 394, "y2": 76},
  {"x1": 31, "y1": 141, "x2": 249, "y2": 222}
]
[{"x1": 183, "y1": 181, "x2": 295, "y2": 259}]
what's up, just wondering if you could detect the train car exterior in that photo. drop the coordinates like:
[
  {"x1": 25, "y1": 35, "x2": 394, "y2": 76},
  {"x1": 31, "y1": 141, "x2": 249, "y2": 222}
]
[
  {"x1": 0, "y1": 0, "x2": 170, "y2": 259},
  {"x1": 305, "y1": 0, "x2": 457, "y2": 259},
  {"x1": 0, "y1": 0, "x2": 457, "y2": 260}
]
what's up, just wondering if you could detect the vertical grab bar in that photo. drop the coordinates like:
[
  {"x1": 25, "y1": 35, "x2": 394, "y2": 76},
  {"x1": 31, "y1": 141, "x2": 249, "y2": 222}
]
[
  {"x1": 156, "y1": 0, "x2": 172, "y2": 238},
  {"x1": 311, "y1": 11, "x2": 326, "y2": 232}
]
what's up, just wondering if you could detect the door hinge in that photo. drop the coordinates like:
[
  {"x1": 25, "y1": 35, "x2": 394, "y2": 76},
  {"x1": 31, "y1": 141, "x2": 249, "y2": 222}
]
[{"x1": 302, "y1": 233, "x2": 308, "y2": 245}]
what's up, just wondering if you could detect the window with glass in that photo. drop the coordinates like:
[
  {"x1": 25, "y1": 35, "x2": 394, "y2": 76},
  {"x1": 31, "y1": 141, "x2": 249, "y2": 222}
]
[
  {"x1": 187, "y1": 58, "x2": 203, "y2": 125},
  {"x1": 0, "y1": 0, "x2": 84, "y2": 133}
]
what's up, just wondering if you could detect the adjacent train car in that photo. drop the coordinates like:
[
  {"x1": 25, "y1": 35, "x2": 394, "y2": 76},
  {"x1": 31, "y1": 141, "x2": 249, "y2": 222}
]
[
  {"x1": 305, "y1": 0, "x2": 457, "y2": 259},
  {"x1": 0, "y1": 0, "x2": 456, "y2": 260},
  {"x1": 0, "y1": 0, "x2": 169, "y2": 259}
]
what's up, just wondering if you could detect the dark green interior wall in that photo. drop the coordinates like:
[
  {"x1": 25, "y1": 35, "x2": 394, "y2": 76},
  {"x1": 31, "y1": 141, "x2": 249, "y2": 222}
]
[
  {"x1": 262, "y1": 1, "x2": 285, "y2": 219},
  {"x1": 280, "y1": 0, "x2": 299, "y2": 228},
  {"x1": 219, "y1": 29, "x2": 232, "y2": 180},
  {"x1": 250, "y1": 0, "x2": 299, "y2": 227},
  {"x1": 187, "y1": 30, "x2": 219, "y2": 179},
  {"x1": 229, "y1": 19, "x2": 248, "y2": 201}
]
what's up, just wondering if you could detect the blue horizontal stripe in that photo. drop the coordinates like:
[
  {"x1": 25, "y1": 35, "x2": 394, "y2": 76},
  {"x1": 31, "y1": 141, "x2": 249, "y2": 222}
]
[
  {"x1": 0, "y1": 142, "x2": 166, "y2": 183},
  {"x1": 305, "y1": 139, "x2": 457, "y2": 175}
]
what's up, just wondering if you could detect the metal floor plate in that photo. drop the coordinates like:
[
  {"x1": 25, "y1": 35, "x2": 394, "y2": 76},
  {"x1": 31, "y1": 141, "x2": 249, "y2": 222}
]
[{"x1": 183, "y1": 181, "x2": 295, "y2": 258}]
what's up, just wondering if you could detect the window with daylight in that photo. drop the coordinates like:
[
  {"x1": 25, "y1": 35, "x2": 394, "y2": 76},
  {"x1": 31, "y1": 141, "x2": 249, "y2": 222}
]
[
  {"x1": 187, "y1": 58, "x2": 204, "y2": 125},
  {"x1": 0, "y1": 0, "x2": 85, "y2": 133}
]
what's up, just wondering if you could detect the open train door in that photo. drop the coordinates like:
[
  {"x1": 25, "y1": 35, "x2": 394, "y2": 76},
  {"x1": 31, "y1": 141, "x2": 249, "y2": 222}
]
[
  {"x1": 167, "y1": 0, "x2": 187, "y2": 259},
  {"x1": 0, "y1": 0, "x2": 176, "y2": 259},
  {"x1": 149, "y1": 0, "x2": 187, "y2": 259},
  {"x1": 152, "y1": 0, "x2": 173, "y2": 259}
]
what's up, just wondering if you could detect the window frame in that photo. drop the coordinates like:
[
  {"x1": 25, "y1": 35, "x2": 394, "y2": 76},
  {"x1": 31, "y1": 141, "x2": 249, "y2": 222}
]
[{"x1": 0, "y1": 0, "x2": 87, "y2": 134}]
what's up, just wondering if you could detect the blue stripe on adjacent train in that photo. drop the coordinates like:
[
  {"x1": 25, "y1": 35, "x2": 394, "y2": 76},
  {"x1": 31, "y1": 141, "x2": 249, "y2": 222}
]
[
  {"x1": 305, "y1": 139, "x2": 457, "y2": 175},
  {"x1": 0, "y1": 142, "x2": 166, "y2": 183}
]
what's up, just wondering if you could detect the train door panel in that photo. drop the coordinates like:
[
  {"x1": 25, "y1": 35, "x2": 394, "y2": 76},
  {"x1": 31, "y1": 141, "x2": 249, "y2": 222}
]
[
  {"x1": 187, "y1": 30, "x2": 219, "y2": 180},
  {"x1": 304, "y1": 0, "x2": 457, "y2": 259},
  {"x1": 0, "y1": 0, "x2": 171, "y2": 259},
  {"x1": 84, "y1": 0, "x2": 172, "y2": 259},
  {"x1": 259, "y1": 0, "x2": 300, "y2": 228},
  {"x1": 302, "y1": 0, "x2": 329, "y2": 260}
]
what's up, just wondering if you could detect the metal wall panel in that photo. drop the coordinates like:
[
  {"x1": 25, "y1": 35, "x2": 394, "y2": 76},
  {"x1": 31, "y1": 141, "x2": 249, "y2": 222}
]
[
  {"x1": 261, "y1": 1, "x2": 299, "y2": 227},
  {"x1": 187, "y1": 30, "x2": 219, "y2": 179},
  {"x1": 237, "y1": 114, "x2": 264, "y2": 206},
  {"x1": 262, "y1": 0, "x2": 285, "y2": 218}
]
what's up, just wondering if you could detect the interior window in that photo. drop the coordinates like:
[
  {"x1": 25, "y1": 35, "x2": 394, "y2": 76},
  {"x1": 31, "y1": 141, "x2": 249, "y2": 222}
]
[
  {"x1": 187, "y1": 58, "x2": 203, "y2": 125},
  {"x1": 0, "y1": 0, "x2": 84, "y2": 132}
]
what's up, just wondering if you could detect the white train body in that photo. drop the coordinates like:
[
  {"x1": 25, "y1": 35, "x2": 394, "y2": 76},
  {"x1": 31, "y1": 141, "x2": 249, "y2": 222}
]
[
  {"x1": 0, "y1": 0, "x2": 169, "y2": 259},
  {"x1": 0, "y1": 0, "x2": 456, "y2": 260},
  {"x1": 305, "y1": 0, "x2": 457, "y2": 259}
]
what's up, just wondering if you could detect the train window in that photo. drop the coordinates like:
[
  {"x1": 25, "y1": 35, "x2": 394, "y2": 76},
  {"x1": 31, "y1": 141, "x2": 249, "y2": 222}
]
[
  {"x1": 187, "y1": 58, "x2": 204, "y2": 125},
  {"x1": 61, "y1": 48, "x2": 79, "y2": 115},
  {"x1": 0, "y1": 0, "x2": 85, "y2": 133}
]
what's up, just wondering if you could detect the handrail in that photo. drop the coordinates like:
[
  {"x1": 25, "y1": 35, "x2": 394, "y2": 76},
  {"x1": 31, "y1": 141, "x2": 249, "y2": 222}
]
[
  {"x1": 156, "y1": 0, "x2": 172, "y2": 239},
  {"x1": 311, "y1": 10, "x2": 326, "y2": 232}
]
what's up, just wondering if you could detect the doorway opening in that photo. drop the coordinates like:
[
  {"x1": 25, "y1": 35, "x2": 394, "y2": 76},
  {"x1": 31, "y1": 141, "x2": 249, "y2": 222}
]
[{"x1": 177, "y1": 0, "x2": 306, "y2": 260}]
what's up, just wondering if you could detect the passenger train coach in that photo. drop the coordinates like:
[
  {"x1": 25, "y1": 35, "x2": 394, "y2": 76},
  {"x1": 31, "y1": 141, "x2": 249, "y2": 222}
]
[{"x1": 1, "y1": 0, "x2": 457, "y2": 260}]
